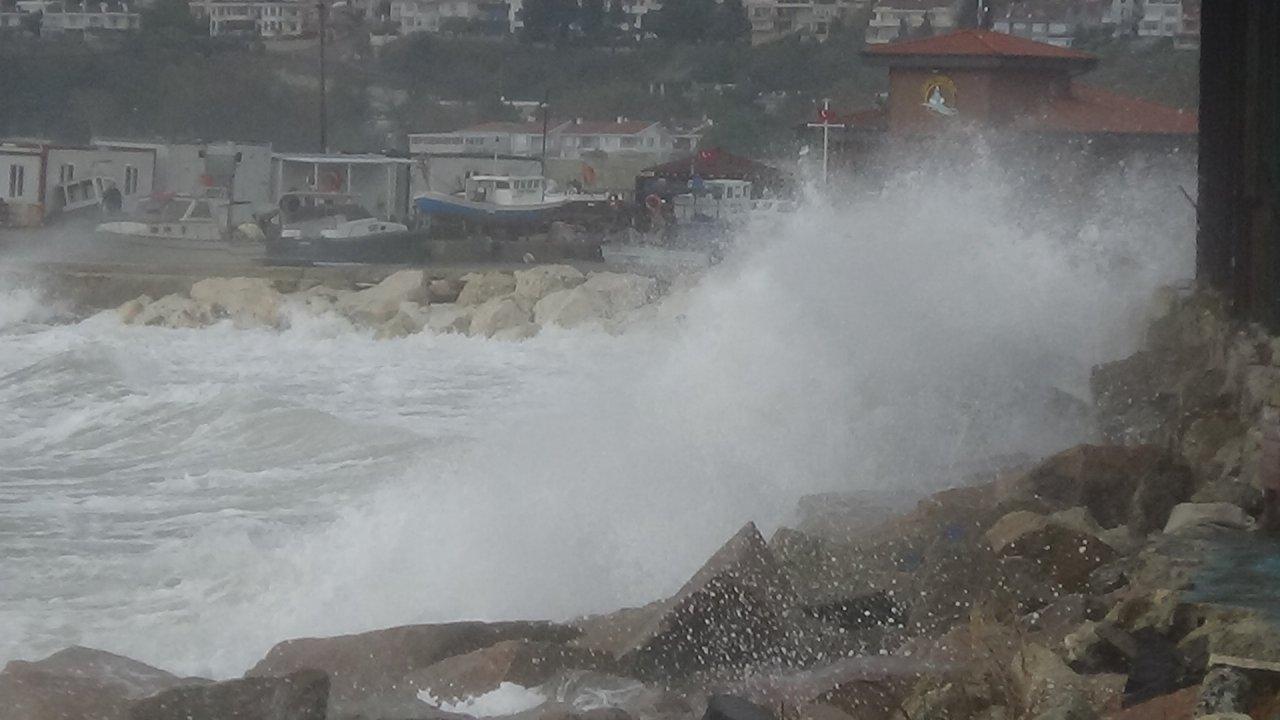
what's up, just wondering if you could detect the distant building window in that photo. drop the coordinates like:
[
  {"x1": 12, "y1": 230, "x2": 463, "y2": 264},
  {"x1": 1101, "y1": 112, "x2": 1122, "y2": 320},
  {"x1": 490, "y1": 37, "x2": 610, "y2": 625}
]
[
  {"x1": 124, "y1": 165, "x2": 139, "y2": 195},
  {"x1": 7, "y1": 164, "x2": 25, "y2": 198},
  {"x1": 59, "y1": 164, "x2": 75, "y2": 184}
]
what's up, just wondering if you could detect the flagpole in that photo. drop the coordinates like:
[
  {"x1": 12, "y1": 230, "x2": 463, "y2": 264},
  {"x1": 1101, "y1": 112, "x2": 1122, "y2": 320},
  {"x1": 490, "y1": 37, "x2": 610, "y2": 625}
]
[{"x1": 806, "y1": 98, "x2": 845, "y2": 186}]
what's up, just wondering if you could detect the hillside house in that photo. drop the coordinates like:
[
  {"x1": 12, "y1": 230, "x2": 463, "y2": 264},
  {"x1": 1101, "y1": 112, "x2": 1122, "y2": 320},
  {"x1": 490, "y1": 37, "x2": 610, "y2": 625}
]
[{"x1": 865, "y1": 0, "x2": 957, "y2": 45}]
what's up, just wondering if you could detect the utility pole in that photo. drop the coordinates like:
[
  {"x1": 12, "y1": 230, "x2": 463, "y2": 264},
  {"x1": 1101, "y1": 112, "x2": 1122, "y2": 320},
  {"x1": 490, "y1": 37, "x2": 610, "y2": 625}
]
[
  {"x1": 539, "y1": 87, "x2": 550, "y2": 200},
  {"x1": 318, "y1": 0, "x2": 329, "y2": 153}
]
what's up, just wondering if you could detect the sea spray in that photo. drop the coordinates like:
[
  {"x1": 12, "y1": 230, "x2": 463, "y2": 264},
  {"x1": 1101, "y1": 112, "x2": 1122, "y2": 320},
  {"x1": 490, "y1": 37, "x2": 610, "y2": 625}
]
[{"x1": 0, "y1": 154, "x2": 1194, "y2": 678}]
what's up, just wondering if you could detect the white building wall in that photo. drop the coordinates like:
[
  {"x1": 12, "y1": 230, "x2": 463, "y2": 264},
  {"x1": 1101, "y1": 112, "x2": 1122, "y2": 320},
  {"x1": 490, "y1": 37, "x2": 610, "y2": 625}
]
[{"x1": 44, "y1": 147, "x2": 155, "y2": 215}]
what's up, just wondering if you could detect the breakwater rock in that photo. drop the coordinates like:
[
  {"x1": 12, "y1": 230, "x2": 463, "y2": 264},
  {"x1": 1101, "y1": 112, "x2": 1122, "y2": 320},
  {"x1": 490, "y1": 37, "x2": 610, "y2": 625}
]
[
  {"x1": 111, "y1": 267, "x2": 688, "y2": 340},
  {"x1": 11, "y1": 288, "x2": 1280, "y2": 720}
]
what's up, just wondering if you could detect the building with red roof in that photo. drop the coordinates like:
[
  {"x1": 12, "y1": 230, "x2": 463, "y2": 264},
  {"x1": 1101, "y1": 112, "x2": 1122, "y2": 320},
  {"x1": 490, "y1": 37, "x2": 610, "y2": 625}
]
[{"x1": 817, "y1": 29, "x2": 1196, "y2": 140}]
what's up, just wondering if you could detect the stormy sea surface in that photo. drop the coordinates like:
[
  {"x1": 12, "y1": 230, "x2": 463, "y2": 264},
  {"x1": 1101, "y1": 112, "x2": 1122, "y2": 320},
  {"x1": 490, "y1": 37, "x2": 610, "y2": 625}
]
[{"x1": 0, "y1": 159, "x2": 1196, "y2": 680}]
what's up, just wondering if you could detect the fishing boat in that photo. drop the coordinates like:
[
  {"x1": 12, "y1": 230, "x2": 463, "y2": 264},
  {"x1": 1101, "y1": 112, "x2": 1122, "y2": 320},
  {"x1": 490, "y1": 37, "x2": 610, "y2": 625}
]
[
  {"x1": 265, "y1": 191, "x2": 418, "y2": 265},
  {"x1": 94, "y1": 191, "x2": 264, "y2": 262},
  {"x1": 414, "y1": 175, "x2": 566, "y2": 225}
]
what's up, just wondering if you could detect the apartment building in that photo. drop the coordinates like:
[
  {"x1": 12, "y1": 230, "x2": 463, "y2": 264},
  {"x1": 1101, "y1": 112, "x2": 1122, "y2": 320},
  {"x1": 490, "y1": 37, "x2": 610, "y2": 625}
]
[
  {"x1": 189, "y1": 0, "x2": 309, "y2": 37},
  {"x1": 865, "y1": 0, "x2": 956, "y2": 44}
]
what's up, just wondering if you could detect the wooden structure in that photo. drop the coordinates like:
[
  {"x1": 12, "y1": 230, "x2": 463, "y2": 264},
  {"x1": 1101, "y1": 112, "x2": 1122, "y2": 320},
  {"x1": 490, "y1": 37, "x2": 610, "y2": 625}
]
[{"x1": 1196, "y1": 2, "x2": 1280, "y2": 329}]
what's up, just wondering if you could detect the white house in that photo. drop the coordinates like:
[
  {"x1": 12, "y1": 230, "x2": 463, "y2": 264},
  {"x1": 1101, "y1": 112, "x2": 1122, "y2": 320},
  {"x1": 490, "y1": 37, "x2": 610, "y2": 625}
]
[
  {"x1": 0, "y1": 145, "x2": 45, "y2": 227},
  {"x1": 390, "y1": 0, "x2": 488, "y2": 33},
  {"x1": 189, "y1": 0, "x2": 309, "y2": 37},
  {"x1": 1137, "y1": 0, "x2": 1199, "y2": 46},
  {"x1": 746, "y1": 0, "x2": 866, "y2": 45},
  {"x1": 556, "y1": 120, "x2": 674, "y2": 160},
  {"x1": 0, "y1": 141, "x2": 155, "y2": 225},
  {"x1": 409, "y1": 121, "x2": 571, "y2": 157},
  {"x1": 991, "y1": 0, "x2": 1104, "y2": 48},
  {"x1": 40, "y1": 2, "x2": 142, "y2": 33},
  {"x1": 94, "y1": 139, "x2": 275, "y2": 225},
  {"x1": 865, "y1": 0, "x2": 957, "y2": 44}
]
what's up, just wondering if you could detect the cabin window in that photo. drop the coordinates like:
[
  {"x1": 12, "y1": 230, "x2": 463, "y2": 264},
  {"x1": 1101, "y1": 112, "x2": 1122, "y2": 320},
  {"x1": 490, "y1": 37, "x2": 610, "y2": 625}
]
[
  {"x1": 494, "y1": 180, "x2": 510, "y2": 189},
  {"x1": 7, "y1": 164, "x2": 25, "y2": 198},
  {"x1": 59, "y1": 164, "x2": 75, "y2": 184},
  {"x1": 124, "y1": 166, "x2": 139, "y2": 195},
  {"x1": 189, "y1": 202, "x2": 213, "y2": 219}
]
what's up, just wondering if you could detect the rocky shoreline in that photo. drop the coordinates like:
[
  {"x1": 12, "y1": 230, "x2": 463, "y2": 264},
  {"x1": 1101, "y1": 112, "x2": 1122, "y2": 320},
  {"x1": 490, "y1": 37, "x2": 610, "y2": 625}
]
[
  {"x1": 109, "y1": 265, "x2": 693, "y2": 340},
  {"x1": 4, "y1": 288, "x2": 1280, "y2": 720}
]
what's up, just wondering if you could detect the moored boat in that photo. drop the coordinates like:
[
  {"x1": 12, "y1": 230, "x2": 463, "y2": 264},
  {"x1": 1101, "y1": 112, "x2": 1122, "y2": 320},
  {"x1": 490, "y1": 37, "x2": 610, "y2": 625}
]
[{"x1": 414, "y1": 175, "x2": 566, "y2": 225}]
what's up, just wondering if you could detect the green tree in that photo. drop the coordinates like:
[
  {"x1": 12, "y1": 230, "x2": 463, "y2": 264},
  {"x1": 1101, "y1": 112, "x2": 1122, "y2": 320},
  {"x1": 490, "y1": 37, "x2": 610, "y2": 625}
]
[
  {"x1": 580, "y1": 0, "x2": 605, "y2": 43},
  {"x1": 709, "y1": 0, "x2": 749, "y2": 42},
  {"x1": 916, "y1": 11, "x2": 933, "y2": 37},
  {"x1": 649, "y1": 0, "x2": 716, "y2": 43}
]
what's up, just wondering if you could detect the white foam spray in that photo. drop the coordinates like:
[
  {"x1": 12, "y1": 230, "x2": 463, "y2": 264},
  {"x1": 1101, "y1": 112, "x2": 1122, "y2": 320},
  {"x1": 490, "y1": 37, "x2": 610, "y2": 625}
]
[{"x1": 0, "y1": 153, "x2": 1195, "y2": 678}]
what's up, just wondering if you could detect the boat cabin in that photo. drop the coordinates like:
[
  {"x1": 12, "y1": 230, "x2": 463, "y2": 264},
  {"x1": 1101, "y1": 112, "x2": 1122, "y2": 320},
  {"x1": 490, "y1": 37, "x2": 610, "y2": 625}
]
[
  {"x1": 464, "y1": 175, "x2": 548, "y2": 206},
  {"x1": 673, "y1": 179, "x2": 753, "y2": 222}
]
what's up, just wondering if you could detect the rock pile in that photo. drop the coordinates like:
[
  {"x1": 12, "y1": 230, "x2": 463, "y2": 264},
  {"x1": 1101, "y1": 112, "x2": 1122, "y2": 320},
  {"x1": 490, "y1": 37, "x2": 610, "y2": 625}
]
[
  {"x1": 112, "y1": 266, "x2": 682, "y2": 341},
  {"x1": 17, "y1": 287, "x2": 1280, "y2": 720}
]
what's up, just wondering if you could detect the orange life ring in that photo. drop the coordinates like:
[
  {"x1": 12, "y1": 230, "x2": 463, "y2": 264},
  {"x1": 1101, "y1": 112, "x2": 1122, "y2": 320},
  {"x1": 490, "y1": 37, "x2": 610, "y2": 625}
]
[{"x1": 644, "y1": 194, "x2": 662, "y2": 210}]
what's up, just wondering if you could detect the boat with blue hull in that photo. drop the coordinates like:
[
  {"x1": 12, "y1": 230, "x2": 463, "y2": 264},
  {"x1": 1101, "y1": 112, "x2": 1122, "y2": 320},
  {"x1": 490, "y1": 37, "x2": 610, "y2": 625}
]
[{"x1": 414, "y1": 175, "x2": 566, "y2": 225}]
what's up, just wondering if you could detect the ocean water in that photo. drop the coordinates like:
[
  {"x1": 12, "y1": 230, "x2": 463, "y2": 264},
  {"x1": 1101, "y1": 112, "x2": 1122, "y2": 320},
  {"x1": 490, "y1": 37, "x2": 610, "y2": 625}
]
[{"x1": 0, "y1": 158, "x2": 1196, "y2": 679}]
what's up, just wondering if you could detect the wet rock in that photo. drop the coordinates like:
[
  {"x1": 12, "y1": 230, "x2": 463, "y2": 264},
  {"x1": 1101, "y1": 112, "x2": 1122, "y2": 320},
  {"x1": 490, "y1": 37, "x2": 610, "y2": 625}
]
[
  {"x1": 133, "y1": 293, "x2": 210, "y2": 328},
  {"x1": 424, "y1": 303, "x2": 473, "y2": 335},
  {"x1": 339, "y1": 270, "x2": 429, "y2": 325},
  {"x1": 538, "y1": 670, "x2": 686, "y2": 719},
  {"x1": 579, "y1": 273, "x2": 656, "y2": 316},
  {"x1": 1105, "y1": 685, "x2": 1198, "y2": 719},
  {"x1": 457, "y1": 272, "x2": 517, "y2": 307},
  {"x1": 129, "y1": 670, "x2": 327, "y2": 720},
  {"x1": 1179, "y1": 608, "x2": 1280, "y2": 663},
  {"x1": 1195, "y1": 666, "x2": 1251, "y2": 716},
  {"x1": 701, "y1": 694, "x2": 775, "y2": 720},
  {"x1": 984, "y1": 510, "x2": 1116, "y2": 592},
  {"x1": 1127, "y1": 458, "x2": 1197, "y2": 536},
  {"x1": 1180, "y1": 414, "x2": 1246, "y2": 470},
  {"x1": 247, "y1": 621, "x2": 579, "y2": 708},
  {"x1": 428, "y1": 278, "x2": 462, "y2": 303},
  {"x1": 534, "y1": 287, "x2": 611, "y2": 330},
  {"x1": 1105, "y1": 589, "x2": 1185, "y2": 636},
  {"x1": 469, "y1": 297, "x2": 533, "y2": 338},
  {"x1": 1121, "y1": 628, "x2": 1196, "y2": 706},
  {"x1": 0, "y1": 646, "x2": 201, "y2": 720},
  {"x1": 1162, "y1": 503, "x2": 1254, "y2": 534},
  {"x1": 116, "y1": 295, "x2": 152, "y2": 323},
  {"x1": 513, "y1": 266, "x2": 586, "y2": 307},
  {"x1": 409, "y1": 640, "x2": 615, "y2": 702},
  {"x1": 1010, "y1": 644, "x2": 1094, "y2": 718},
  {"x1": 998, "y1": 445, "x2": 1176, "y2": 530},
  {"x1": 1240, "y1": 365, "x2": 1280, "y2": 418},
  {"x1": 493, "y1": 322, "x2": 540, "y2": 341},
  {"x1": 374, "y1": 302, "x2": 429, "y2": 340},
  {"x1": 574, "y1": 523, "x2": 798, "y2": 679}
]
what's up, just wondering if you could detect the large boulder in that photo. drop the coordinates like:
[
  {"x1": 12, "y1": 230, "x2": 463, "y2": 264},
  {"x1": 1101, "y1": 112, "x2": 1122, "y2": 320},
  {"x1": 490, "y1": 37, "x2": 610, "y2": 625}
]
[
  {"x1": 425, "y1": 304, "x2": 473, "y2": 335},
  {"x1": 189, "y1": 277, "x2": 285, "y2": 329},
  {"x1": 428, "y1": 279, "x2": 462, "y2": 304},
  {"x1": 374, "y1": 302, "x2": 429, "y2": 340},
  {"x1": 116, "y1": 295, "x2": 152, "y2": 324},
  {"x1": 0, "y1": 646, "x2": 201, "y2": 720},
  {"x1": 573, "y1": 522, "x2": 799, "y2": 679},
  {"x1": 338, "y1": 270, "x2": 429, "y2": 325},
  {"x1": 984, "y1": 511, "x2": 1116, "y2": 592},
  {"x1": 407, "y1": 640, "x2": 614, "y2": 703},
  {"x1": 998, "y1": 445, "x2": 1193, "y2": 533},
  {"x1": 457, "y1": 273, "x2": 517, "y2": 307},
  {"x1": 514, "y1": 266, "x2": 586, "y2": 308},
  {"x1": 469, "y1": 297, "x2": 533, "y2": 338},
  {"x1": 579, "y1": 273, "x2": 657, "y2": 316},
  {"x1": 533, "y1": 288, "x2": 611, "y2": 330},
  {"x1": 129, "y1": 670, "x2": 327, "y2": 720},
  {"x1": 246, "y1": 622, "x2": 579, "y2": 710},
  {"x1": 131, "y1": 294, "x2": 210, "y2": 329},
  {"x1": 1163, "y1": 503, "x2": 1254, "y2": 534}
]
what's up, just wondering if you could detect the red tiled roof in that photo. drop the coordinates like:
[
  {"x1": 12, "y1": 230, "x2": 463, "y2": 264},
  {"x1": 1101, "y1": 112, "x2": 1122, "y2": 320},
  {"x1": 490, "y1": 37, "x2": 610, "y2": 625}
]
[
  {"x1": 562, "y1": 120, "x2": 659, "y2": 135},
  {"x1": 643, "y1": 147, "x2": 784, "y2": 182},
  {"x1": 866, "y1": 28, "x2": 1095, "y2": 61},
  {"x1": 1024, "y1": 83, "x2": 1198, "y2": 135}
]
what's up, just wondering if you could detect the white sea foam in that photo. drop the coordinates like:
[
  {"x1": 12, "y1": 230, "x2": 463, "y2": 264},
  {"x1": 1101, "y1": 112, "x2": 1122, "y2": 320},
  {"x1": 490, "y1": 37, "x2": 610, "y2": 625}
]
[
  {"x1": 0, "y1": 155, "x2": 1195, "y2": 679},
  {"x1": 420, "y1": 682, "x2": 547, "y2": 717}
]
